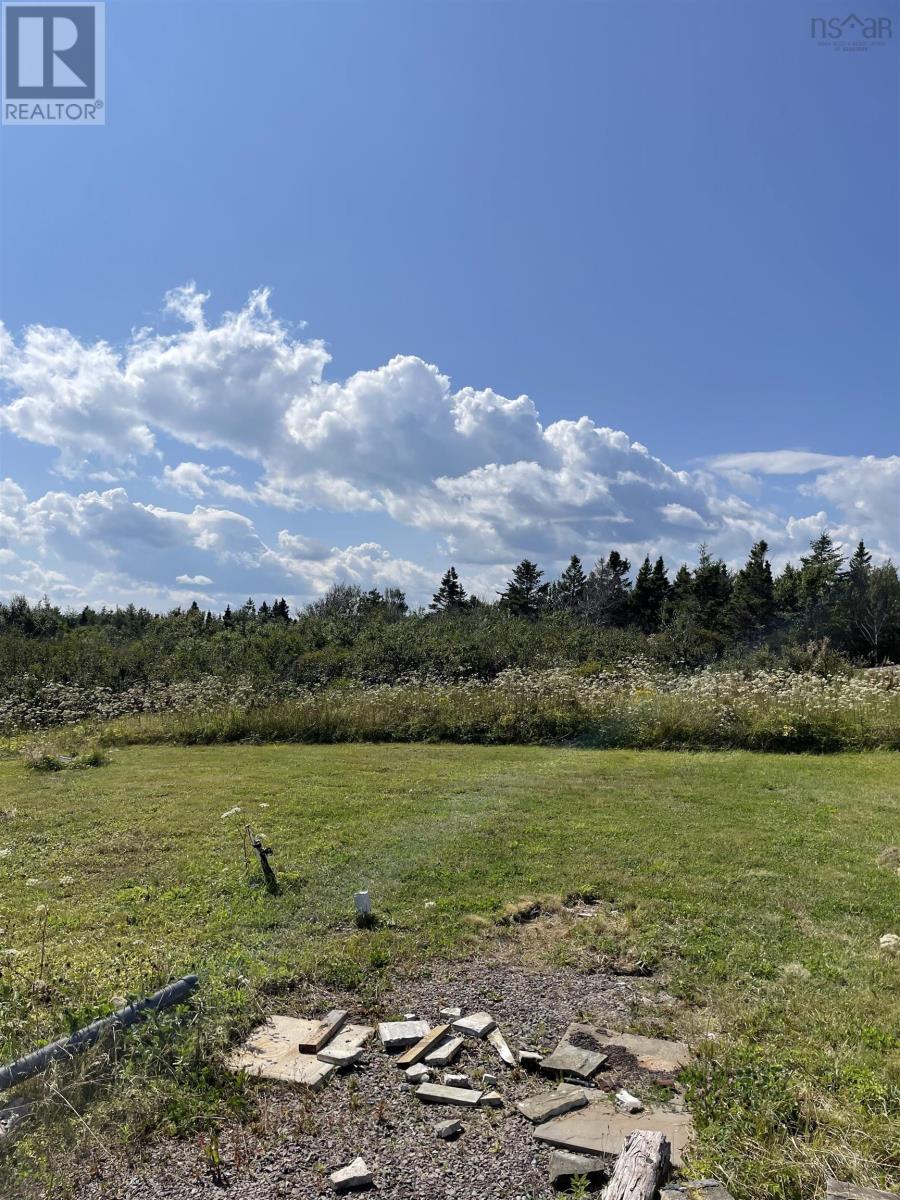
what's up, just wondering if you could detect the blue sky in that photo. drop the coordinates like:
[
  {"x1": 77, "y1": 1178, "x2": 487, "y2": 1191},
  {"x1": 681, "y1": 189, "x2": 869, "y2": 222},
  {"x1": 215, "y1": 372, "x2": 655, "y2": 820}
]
[{"x1": 1, "y1": 0, "x2": 897, "y2": 609}]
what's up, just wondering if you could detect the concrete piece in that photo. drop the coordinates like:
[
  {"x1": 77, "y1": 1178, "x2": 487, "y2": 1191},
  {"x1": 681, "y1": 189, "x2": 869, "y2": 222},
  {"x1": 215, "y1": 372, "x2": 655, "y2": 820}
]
[
  {"x1": 533, "y1": 1096, "x2": 694, "y2": 1167},
  {"x1": 540, "y1": 1040, "x2": 607, "y2": 1081},
  {"x1": 616, "y1": 1087, "x2": 644, "y2": 1113},
  {"x1": 330, "y1": 1156, "x2": 372, "y2": 1192},
  {"x1": 661, "y1": 1183, "x2": 735, "y2": 1200},
  {"x1": 480, "y1": 1090, "x2": 503, "y2": 1107},
  {"x1": 317, "y1": 1024, "x2": 374, "y2": 1066},
  {"x1": 404, "y1": 1012, "x2": 418, "y2": 1020},
  {"x1": 415, "y1": 1082, "x2": 483, "y2": 1107},
  {"x1": 519, "y1": 1050, "x2": 543, "y2": 1069},
  {"x1": 452, "y1": 1011, "x2": 497, "y2": 1038},
  {"x1": 425, "y1": 1035, "x2": 464, "y2": 1066},
  {"x1": 227, "y1": 1017, "x2": 336, "y2": 1090},
  {"x1": 482, "y1": 1073, "x2": 498, "y2": 1088},
  {"x1": 297, "y1": 1009, "x2": 348, "y2": 1054},
  {"x1": 548, "y1": 1149, "x2": 607, "y2": 1188},
  {"x1": 517, "y1": 1084, "x2": 588, "y2": 1124},
  {"x1": 444, "y1": 1072, "x2": 470, "y2": 1087},
  {"x1": 354, "y1": 891, "x2": 371, "y2": 916},
  {"x1": 440, "y1": 1006, "x2": 463, "y2": 1020},
  {"x1": 435, "y1": 1119, "x2": 463, "y2": 1139},
  {"x1": 378, "y1": 1019, "x2": 431, "y2": 1052},
  {"x1": 826, "y1": 1183, "x2": 900, "y2": 1200},
  {"x1": 405, "y1": 1063, "x2": 431, "y2": 1084},
  {"x1": 396, "y1": 1023, "x2": 450, "y2": 1067},
  {"x1": 594, "y1": 1029, "x2": 692, "y2": 1073},
  {"x1": 487, "y1": 1026, "x2": 516, "y2": 1066}
]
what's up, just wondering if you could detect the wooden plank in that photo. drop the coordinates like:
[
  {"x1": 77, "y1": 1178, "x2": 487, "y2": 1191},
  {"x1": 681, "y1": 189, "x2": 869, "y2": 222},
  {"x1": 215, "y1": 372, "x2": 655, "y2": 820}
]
[
  {"x1": 395, "y1": 1023, "x2": 451, "y2": 1068},
  {"x1": 297, "y1": 1009, "x2": 347, "y2": 1054},
  {"x1": 605, "y1": 1129, "x2": 671, "y2": 1200}
]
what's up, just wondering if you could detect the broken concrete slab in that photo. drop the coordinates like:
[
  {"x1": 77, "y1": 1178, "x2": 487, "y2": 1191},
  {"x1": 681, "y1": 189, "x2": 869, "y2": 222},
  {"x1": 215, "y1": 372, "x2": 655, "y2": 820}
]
[
  {"x1": 616, "y1": 1087, "x2": 643, "y2": 1113},
  {"x1": 405, "y1": 1063, "x2": 431, "y2": 1084},
  {"x1": 452, "y1": 1011, "x2": 497, "y2": 1038},
  {"x1": 330, "y1": 1156, "x2": 372, "y2": 1192},
  {"x1": 533, "y1": 1096, "x2": 694, "y2": 1167},
  {"x1": 482, "y1": 1073, "x2": 497, "y2": 1088},
  {"x1": 594, "y1": 1029, "x2": 692, "y2": 1073},
  {"x1": 425, "y1": 1035, "x2": 464, "y2": 1067},
  {"x1": 548, "y1": 1149, "x2": 607, "y2": 1189},
  {"x1": 435, "y1": 1119, "x2": 463, "y2": 1139},
  {"x1": 297, "y1": 1009, "x2": 348, "y2": 1054},
  {"x1": 487, "y1": 1026, "x2": 516, "y2": 1067},
  {"x1": 826, "y1": 1183, "x2": 900, "y2": 1200},
  {"x1": 660, "y1": 1183, "x2": 735, "y2": 1200},
  {"x1": 227, "y1": 1017, "x2": 337, "y2": 1090},
  {"x1": 480, "y1": 1090, "x2": 503, "y2": 1107},
  {"x1": 377, "y1": 1019, "x2": 431, "y2": 1052},
  {"x1": 440, "y1": 1006, "x2": 463, "y2": 1020},
  {"x1": 540, "y1": 1037, "x2": 607, "y2": 1081},
  {"x1": 517, "y1": 1083, "x2": 588, "y2": 1124},
  {"x1": 444, "y1": 1072, "x2": 471, "y2": 1087},
  {"x1": 395, "y1": 1023, "x2": 450, "y2": 1067},
  {"x1": 519, "y1": 1050, "x2": 543, "y2": 1069},
  {"x1": 415, "y1": 1082, "x2": 483, "y2": 1107},
  {"x1": 317, "y1": 1024, "x2": 374, "y2": 1066}
]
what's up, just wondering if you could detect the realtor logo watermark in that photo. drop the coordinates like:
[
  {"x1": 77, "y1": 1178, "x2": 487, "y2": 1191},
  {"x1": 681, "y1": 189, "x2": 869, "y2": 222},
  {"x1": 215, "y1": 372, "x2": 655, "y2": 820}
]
[
  {"x1": 3, "y1": 2, "x2": 104, "y2": 124},
  {"x1": 811, "y1": 13, "x2": 893, "y2": 49}
]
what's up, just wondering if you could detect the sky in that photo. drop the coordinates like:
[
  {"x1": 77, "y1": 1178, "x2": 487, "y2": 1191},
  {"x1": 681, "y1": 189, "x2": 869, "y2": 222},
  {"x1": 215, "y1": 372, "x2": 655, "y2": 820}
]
[{"x1": 0, "y1": 0, "x2": 898, "y2": 611}]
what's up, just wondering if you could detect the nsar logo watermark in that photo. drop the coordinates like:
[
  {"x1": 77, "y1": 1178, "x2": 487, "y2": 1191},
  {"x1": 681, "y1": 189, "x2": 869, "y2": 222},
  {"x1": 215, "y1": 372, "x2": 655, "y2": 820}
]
[
  {"x1": 810, "y1": 12, "x2": 893, "y2": 50},
  {"x1": 3, "y1": 2, "x2": 105, "y2": 125}
]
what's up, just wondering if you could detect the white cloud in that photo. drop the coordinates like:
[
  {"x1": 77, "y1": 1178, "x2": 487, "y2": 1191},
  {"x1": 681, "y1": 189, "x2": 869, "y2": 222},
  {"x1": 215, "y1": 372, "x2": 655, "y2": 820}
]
[
  {"x1": 176, "y1": 574, "x2": 213, "y2": 585},
  {"x1": 708, "y1": 450, "x2": 851, "y2": 475}
]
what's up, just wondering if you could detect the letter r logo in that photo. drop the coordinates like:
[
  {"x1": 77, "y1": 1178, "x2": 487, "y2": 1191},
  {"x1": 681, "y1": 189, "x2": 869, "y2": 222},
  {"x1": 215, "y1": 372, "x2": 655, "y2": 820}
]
[{"x1": 4, "y1": 4, "x2": 96, "y2": 98}]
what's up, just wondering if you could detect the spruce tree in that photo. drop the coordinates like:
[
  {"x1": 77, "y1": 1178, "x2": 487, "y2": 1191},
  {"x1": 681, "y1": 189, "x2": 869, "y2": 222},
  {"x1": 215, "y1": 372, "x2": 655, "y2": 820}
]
[
  {"x1": 430, "y1": 566, "x2": 467, "y2": 612},
  {"x1": 552, "y1": 555, "x2": 587, "y2": 612},
  {"x1": 499, "y1": 559, "x2": 548, "y2": 618},
  {"x1": 727, "y1": 540, "x2": 775, "y2": 639},
  {"x1": 584, "y1": 551, "x2": 631, "y2": 624}
]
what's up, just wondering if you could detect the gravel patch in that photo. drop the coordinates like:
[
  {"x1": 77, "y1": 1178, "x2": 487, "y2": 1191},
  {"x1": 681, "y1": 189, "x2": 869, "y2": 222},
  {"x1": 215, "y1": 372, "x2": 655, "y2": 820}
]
[{"x1": 74, "y1": 958, "x2": 683, "y2": 1200}]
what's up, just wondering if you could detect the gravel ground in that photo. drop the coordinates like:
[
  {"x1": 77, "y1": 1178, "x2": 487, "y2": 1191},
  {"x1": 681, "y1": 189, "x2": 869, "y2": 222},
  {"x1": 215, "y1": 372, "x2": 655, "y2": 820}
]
[{"x1": 75, "y1": 958, "x2": 685, "y2": 1200}]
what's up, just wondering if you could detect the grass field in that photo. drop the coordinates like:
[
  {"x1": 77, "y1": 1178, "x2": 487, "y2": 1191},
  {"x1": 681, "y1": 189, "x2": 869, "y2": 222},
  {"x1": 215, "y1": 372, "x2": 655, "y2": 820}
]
[{"x1": 0, "y1": 745, "x2": 898, "y2": 1197}]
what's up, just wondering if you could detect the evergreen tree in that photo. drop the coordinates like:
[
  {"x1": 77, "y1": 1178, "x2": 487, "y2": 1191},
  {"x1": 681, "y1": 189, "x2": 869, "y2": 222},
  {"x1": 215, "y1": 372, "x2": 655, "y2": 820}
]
[
  {"x1": 430, "y1": 566, "x2": 468, "y2": 612},
  {"x1": 727, "y1": 540, "x2": 775, "y2": 639},
  {"x1": 272, "y1": 597, "x2": 291, "y2": 623},
  {"x1": 691, "y1": 544, "x2": 732, "y2": 632},
  {"x1": 499, "y1": 560, "x2": 548, "y2": 618},
  {"x1": 551, "y1": 555, "x2": 587, "y2": 612},
  {"x1": 222, "y1": 604, "x2": 234, "y2": 629},
  {"x1": 797, "y1": 531, "x2": 844, "y2": 638},
  {"x1": 583, "y1": 551, "x2": 631, "y2": 625}
]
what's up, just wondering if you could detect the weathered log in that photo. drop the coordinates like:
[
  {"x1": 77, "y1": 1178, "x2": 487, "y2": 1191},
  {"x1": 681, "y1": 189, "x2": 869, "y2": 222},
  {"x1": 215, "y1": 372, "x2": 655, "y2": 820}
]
[
  {"x1": 604, "y1": 1129, "x2": 671, "y2": 1200},
  {"x1": 0, "y1": 975, "x2": 199, "y2": 1091}
]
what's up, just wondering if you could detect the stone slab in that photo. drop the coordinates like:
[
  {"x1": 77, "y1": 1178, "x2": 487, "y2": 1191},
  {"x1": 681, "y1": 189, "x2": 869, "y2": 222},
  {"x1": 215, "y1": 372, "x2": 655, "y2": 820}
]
[
  {"x1": 480, "y1": 1090, "x2": 503, "y2": 1107},
  {"x1": 533, "y1": 1097, "x2": 694, "y2": 1167},
  {"x1": 487, "y1": 1026, "x2": 517, "y2": 1066},
  {"x1": 436, "y1": 1119, "x2": 463, "y2": 1139},
  {"x1": 826, "y1": 1183, "x2": 900, "y2": 1200},
  {"x1": 595, "y1": 1029, "x2": 692, "y2": 1073},
  {"x1": 395, "y1": 1023, "x2": 451, "y2": 1067},
  {"x1": 330, "y1": 1156, "x2": 372, "y2": 1192},
  {"x1": 297, "y1": 1008, "x2": 348, "y2": 1053},
  {"x1": 317, "y1": 1023, "x2": 374, "y2": 1066},
  {"x1": 540, "y1": 1039, "x2": 607, "y2": 1081},
  {"x1": 227, "y1": 1017, "x2": 336, "y2": 1090},
  {"x1": 452, "y1": 1011, "x2": 497, "y2": 1038},
  {"x1": 378, "y1": 1019, "x2": 431, "y2": 1052},
  {"x1": 425, "y1": 1035, "x2": 464, "y2": 1066},
  {"x1": 517, "y1": 1083, "x2": 587, "y2": 1124},
  {"x1": 549, "y1": 1149, "x2": 607, "y2": 1188},
  {"x1": 415, "y1": 1082, "x2": 484, "y2": 1107}
]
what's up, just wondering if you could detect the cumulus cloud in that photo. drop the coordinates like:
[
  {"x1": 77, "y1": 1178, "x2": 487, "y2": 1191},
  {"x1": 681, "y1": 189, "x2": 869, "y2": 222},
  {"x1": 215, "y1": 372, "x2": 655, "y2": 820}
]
[
  {"x1": 1, "y1": 286, "x2": 897, "y2": 604},
  {"x1": 176, "y1": 574, "x2": 213, "y2": 585}
]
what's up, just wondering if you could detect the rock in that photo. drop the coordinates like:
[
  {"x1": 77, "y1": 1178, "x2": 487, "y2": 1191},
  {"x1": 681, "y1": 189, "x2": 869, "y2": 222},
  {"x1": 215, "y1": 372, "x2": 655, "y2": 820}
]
[
  {"x1": 517, "y1": 1083, "x2": 588, "y2": 1124},
  {"x1": 317, "y1": 1024, "x2": 374, "y2": 1066},
  {"x1": 415, "y1": 1082, "x2": 483, "y2": 1107},
  {"x1": 533, "y1": 1096, "x2": 694, "y2": 1167},
  {"x1": 879, "y1": 933, "x2": 900, "y2": 955},
  {"x1": 377, "y1": 1019, "x2": 431, "y2": 1052},
  {"x1": 480, "y1": 1090, "x2": 503, "y2": 1107},
  {"x1": 487, "y1": 1026, "x2": 517, "y2": 1066},
  {"x1": 615, "y1": 1088, "x2": 643, "y2": 1113},
  {"x1": 226, "y1": 1017, "x2": 336, "y2": 1090},
  {"x1": 519, "y1": 1050, "x2": 543, "y2": 1069},
  {"x1": 435, "y1": 1119, "x2": 463, "y2": 1139},
  {"x1": 826, "y1": 1183, "x2": 900, "y2": 1199},
  {"x1": 395, "y1": 1024, "x2": 451, "y2": 1067},
  {"x1": 425, "y1": 1036, "x2": 464, "y2": 1067},
  {"x1": 405, "y1": 1063, "x2": 431, "y2": 1083},
  {"x1": 661, "y1": 1183, "x2": 735, "y2": 1199},
  {"x1": 404, "y1": 1012, "x2": 418, "y2": 1020},
  {"x1": 330, "y1": 1156, "x2": 372, "y2": 1192},
  {"x1": 452, "y1": 1011, "x2": 497, "y2": 1038},
  {"x1": 540, "y1": 1040, "x2": 607, "y2": 1081},
  {"x1": 440, "y1": 1006, "x2": 463, "y2": 1020},
  {"x1": 444, "y1": 1072, "x2": 470, "y2": 1087},
  {"x1": 548, "y1": 1149, "x2": 607, "y2": 1188},
  {"x1": 482, "y1": 1073, "x2": 498, "y2": 1088}
]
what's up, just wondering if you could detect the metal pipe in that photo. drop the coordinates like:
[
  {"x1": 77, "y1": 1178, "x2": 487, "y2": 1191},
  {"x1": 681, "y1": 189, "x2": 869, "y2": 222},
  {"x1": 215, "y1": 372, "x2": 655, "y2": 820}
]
[{"x1": 0, "y1": 974, "x2": 199, "y2": 1091}]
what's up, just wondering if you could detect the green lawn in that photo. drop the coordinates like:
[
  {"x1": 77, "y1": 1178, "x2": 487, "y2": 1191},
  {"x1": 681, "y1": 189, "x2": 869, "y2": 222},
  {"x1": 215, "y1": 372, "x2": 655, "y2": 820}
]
[{"x1": 0, "y1": 745, "x2": 898, "y2": 1197}]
